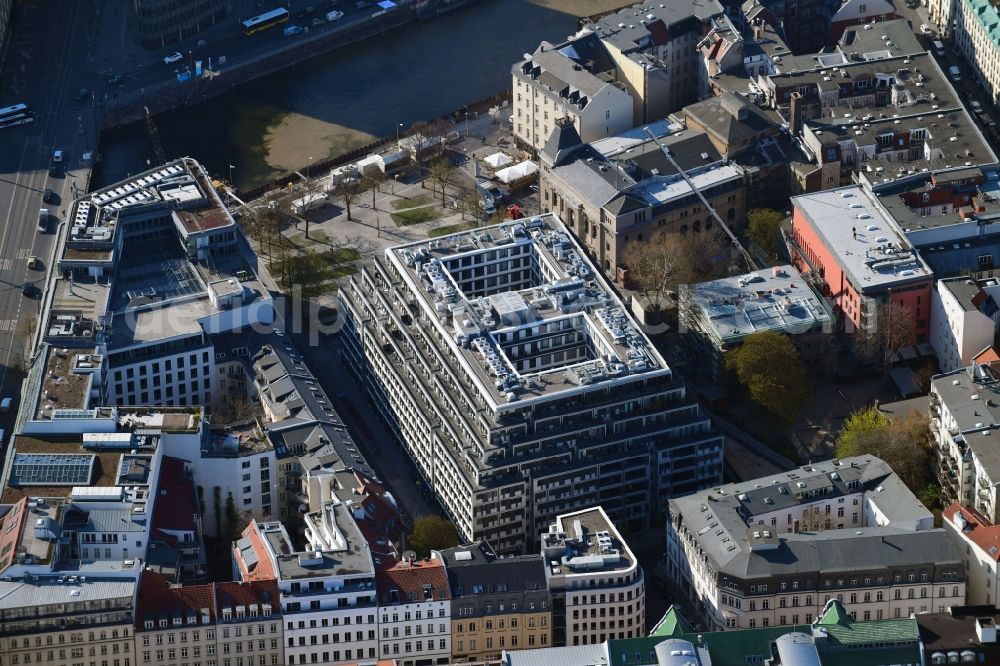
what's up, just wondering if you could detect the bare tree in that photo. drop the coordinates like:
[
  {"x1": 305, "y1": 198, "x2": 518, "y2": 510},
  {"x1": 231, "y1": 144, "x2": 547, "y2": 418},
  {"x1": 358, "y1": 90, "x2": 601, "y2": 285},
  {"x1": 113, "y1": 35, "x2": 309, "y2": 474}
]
[
  {"x1": 334, "y1": 178, "x2": 362, "y2": 221},
  {"x1": 210, "y1": 393, "x2": 263, "y2": 426},
  {"x1": 624, "y1": 231, "x2": 725, "y2": 311},
  {"x1": 858, "y1": 301, "x2": 915, "y2": 369},
  {"x1": 362, "y1": 169, "x2": 387, "y2": 210},
  {"x1": 427, "y1": 157, "x2": 454, "y2": 205},
  {"x1": 458, "y1": 187, "x2": 482, "y2": 223}
]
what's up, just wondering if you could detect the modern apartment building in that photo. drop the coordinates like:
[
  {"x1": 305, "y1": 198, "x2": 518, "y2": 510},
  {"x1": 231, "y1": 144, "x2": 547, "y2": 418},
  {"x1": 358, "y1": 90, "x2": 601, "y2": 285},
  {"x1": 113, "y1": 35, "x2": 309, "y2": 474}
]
[
  {"x1": 930, "y1": 277, "x2": 1000, "y2": 374},
  {"x1": 790, "y1": 185, "x2": 934, "y2": 341},
  {"x1": 376, "y1": 558, "x2": 452, "y2": 665},
  {"x1": 929, "y1": 364, "x2": 1000, "y2": 516},
  {"x1": 541, "y1": 507, "x2": 645, "y2": 646},
  {"x1": 665, "y1": 457, "x2": 965, "y2": 630},
  {"x1": 132, "y1": 0, "x2": 234, "y2": 49},
  {"x1": 342, "y1": 214, "x2": 723, "y2": 553},
  {"x1": 434, "y1": 542, "x2": 552, "y2": 662}
]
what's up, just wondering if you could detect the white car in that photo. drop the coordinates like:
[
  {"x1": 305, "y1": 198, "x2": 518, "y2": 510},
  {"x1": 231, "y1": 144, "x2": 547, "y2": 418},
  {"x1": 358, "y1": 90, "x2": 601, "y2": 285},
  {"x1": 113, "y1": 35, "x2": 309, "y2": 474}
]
[
  {"x1": 52, "y1": 149, "x2": 63, "y2": 163},
  {"x1": 920, "y1": 24, "x2": 932, "y2": 35},
  {"x1": 326, "y1": 10, "x2": 344, "y2": 21},
  {"x1": 163, "y1": 52, "x2": 183, "y2": 65}
]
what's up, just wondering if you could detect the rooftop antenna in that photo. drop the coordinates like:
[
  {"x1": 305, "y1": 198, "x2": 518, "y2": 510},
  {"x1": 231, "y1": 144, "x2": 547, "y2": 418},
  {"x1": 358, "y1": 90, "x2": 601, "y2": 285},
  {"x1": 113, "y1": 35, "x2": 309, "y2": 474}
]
[{"x1": 642, "y1": 126, "x2": 757, "y2": 271}]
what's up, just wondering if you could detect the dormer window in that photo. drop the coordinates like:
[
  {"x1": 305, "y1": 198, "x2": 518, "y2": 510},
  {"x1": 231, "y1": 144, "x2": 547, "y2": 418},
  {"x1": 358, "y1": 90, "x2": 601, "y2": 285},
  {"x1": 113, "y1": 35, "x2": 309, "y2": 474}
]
[
  {"x1": 144, "y1": 620, "x2": 153, "y2": 630},
  {"x1": 159, "y1": 619, "x2": 167, "y2": 628}
]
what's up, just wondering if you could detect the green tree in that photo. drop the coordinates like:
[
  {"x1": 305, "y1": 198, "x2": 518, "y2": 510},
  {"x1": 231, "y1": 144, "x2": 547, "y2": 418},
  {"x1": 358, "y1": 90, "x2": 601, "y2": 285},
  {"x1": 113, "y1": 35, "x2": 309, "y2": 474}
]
[
  {"x1": 723, "y1": 330, "x2": 810, "y2": 422},
  {"x1": 836, "y1": 407, "x2": 934, "y2": 496},
  {"x1": 407, "y1": 515, "x2": 460, "y2": 558},
  {"x1": 746, "y1": 208, "x2": 784, "y2": 260}
]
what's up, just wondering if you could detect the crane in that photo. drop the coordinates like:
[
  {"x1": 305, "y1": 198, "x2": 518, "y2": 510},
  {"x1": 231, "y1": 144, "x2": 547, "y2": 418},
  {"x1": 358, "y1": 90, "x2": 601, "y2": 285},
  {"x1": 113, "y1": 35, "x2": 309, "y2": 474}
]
[{"x1": 642, "y1": 126, "x2": 758, "y2": 272}]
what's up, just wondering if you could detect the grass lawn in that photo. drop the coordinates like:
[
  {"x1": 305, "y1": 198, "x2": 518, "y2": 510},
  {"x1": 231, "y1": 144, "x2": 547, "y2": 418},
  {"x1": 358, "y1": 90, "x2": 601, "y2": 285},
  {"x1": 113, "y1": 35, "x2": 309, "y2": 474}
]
[
  {"x1": 391, "y1": 194, "x2": 433, "y2": 211},
  {"x1": 391, "y1": 207, "x2": 440, "y2": 226},
  {"x1": 323, "y1": 247, "x2": 361, "y2": 279},
  {"x1": 310, "y1": 229, "x2": 330, "y2": 244},
  {"x1": 429, "y1": 221, "x2": 477, "y2": 237}
]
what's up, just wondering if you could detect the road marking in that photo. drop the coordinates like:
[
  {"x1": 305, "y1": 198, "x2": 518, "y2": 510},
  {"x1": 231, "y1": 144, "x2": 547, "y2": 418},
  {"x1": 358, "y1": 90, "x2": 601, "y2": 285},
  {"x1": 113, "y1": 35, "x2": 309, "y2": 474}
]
[
  {"x1": 0, "y1": 321, "x2": 15, "y2": 332},
  {"x1": 16, "y1": 249, "x2": 31, "y2": 260}
]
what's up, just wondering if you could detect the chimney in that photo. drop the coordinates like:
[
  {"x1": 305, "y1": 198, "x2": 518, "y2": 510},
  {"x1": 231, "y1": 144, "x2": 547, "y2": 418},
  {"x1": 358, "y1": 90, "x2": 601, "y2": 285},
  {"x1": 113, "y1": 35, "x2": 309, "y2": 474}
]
[
  {"x1": 754, "y1": 22, "x2": 763, "y2": 41},
  {"x1": 789, "y1": 91, "x2": 803, "y2": 137}
]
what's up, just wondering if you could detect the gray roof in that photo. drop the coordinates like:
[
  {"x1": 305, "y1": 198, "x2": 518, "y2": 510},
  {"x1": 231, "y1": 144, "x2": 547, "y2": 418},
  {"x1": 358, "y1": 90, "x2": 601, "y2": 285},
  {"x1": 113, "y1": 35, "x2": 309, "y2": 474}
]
[
  {"x1": 514, "y1": 49, "x2": 610, "y2": 106},
  {"x1": 931, "y1": 366, "x2": 1000, "y2": 480},
  {"x1": 683, "y1": 93, "x2": 781, "y2": 146},
  {"x1": 940, "y1": 277, "x2": 989, "y2": 313},
  {"x1": 0, "y1": 578, "x2": 136, "y2": 612},
  {"x1": 669, "y1": 456, "x2": 943, "y2": 579},
  {"x1": 838, "y1": 19, "x2": 924, "y2": 59},
  {"x1": 502, "y1": 643, "x2": 608, "y2": 666},
  {"x1": 591, "y1": 0, "x2": 724, "y2": 54},
  {"x1": 686, "y1": 264, "x2": 832, "y2": 344},
  {"x1": 63, "y1": 505, "x2": 145, "y2": 533},
  {"x1": 437, "y1": 542, "x2": 550, "y2": 614}
]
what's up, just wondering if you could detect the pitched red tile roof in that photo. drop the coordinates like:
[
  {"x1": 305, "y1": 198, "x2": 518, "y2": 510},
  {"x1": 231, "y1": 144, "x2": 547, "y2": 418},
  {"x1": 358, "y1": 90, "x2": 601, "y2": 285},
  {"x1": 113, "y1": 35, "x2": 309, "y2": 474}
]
[
  {"x1": 973, "y1": 346, "x2": 1000, "y2": 366},
  {"x1": 944, "y1": 503, "x2": 1000, "y2": 562},
  {"x1": 376, "y1": 558, "x2": 450, "y2": 605},
  {"x1": 214, "y1": 579, "x2": 280, "y2": 616},
  {"x1": 234, "y1": 522, "x2": 276, "y2": 582},
  {"x1": 136, "y1": 570, "x2": 217, "y2": 627}
]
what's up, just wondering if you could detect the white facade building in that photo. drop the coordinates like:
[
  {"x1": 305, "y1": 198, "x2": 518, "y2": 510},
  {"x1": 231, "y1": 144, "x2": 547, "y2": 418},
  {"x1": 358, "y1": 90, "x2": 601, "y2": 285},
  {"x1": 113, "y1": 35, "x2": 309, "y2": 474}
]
[
  {"x1": 930, "y1": 277, "x2": 1000, "y2": 374},
  {"x1": 233, "y1": 513, "x2": 379, "y2": 666},
  {"x1": 343, "y1": 214, "x2": 723, "y2": 554},
  {"x1": 541, "y1": 506, "x2": 645, "y2": 646},
  {"x1": 512, "y1": 39, "x2": 634, "y2": 153},
  {"x1": 376, "y1": 558, "x2": 452, "y2": 665},
  {"x1": 943, "y1": 504, "x2": 1000, "y2": 608},
  {"x1": 666, "y1": 457, "x2": 964, "y2": 630}
]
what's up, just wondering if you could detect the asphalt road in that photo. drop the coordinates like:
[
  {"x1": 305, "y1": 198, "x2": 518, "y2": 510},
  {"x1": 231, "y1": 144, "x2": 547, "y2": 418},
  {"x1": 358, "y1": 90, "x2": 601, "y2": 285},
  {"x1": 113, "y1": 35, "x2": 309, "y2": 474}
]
[
  {"x1": 92, "y1": 0, "x2": 391, "y2": 108},
  {"x1": 0, "y1": 0, "x2": 98, "y2": 410}
]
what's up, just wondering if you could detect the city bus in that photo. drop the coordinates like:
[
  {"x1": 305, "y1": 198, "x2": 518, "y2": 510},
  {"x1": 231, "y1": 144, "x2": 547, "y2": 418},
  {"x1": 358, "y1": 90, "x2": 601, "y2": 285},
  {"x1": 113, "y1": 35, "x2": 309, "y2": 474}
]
[
  {"x1": 241, "y1": 8, "x2": 290, "y2": 35},
  {"x1": 0, "y1": 103, "x2": 34, "y2": 129}
]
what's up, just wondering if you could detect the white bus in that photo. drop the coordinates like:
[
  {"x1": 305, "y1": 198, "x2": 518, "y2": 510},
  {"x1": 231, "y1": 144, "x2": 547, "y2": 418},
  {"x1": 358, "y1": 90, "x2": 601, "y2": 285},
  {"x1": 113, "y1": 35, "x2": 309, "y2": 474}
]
[
  {"x1": 0, "y1": 103, "x2": 33, "y2": 129},
  {"x1": 241, "y1": 8, "x2": 289, "y2": 35}
]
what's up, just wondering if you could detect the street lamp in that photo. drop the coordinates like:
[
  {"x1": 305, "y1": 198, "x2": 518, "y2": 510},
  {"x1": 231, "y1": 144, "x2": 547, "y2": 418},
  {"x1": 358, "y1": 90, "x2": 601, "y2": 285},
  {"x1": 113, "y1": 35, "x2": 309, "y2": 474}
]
[{"x1": 396, "y1": 122, "x2": 404, "y2": 144}]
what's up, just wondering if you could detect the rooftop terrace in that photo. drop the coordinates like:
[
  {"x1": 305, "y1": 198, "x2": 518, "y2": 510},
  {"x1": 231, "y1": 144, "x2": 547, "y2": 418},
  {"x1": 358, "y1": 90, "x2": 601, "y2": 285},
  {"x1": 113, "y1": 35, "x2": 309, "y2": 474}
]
[{"x1": 386, "y1": 215, "x2": 670, "y2": 411}]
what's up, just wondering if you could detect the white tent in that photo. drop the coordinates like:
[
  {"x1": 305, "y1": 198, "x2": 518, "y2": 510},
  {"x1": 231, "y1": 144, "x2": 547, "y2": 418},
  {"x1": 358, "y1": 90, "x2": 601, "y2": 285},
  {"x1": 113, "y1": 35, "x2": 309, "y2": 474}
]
[
  {"x1": 483, "y1": 152, "x2": 513, "y2": 169},
  {"x1": 494, "y1": 160, "x2": 538, "y2": 185}
]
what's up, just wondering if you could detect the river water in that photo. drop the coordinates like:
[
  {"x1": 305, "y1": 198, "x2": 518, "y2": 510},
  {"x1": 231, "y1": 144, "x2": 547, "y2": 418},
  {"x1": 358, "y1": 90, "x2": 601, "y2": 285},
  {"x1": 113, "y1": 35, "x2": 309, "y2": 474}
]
[{"x1": 95, "y1": 0, "x2": 624, "y2": 190}]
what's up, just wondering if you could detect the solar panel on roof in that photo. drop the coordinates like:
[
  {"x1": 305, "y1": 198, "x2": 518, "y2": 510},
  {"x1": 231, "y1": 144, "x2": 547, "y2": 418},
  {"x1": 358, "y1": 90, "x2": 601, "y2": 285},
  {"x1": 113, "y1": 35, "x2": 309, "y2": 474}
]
[{"x1": 10, "y1": 453, "x2": 96, "y2": 486}]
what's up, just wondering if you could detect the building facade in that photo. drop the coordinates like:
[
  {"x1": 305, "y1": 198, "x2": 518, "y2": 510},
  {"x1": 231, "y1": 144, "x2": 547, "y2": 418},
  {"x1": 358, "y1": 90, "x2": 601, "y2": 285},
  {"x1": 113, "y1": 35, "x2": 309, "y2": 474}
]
[
  {"x1": 132, "y1": 0, "x2": 234, "y2": 50},
  {"x1": 954, "y1": 0, "x2": 1000, "y2": 106},
  {"x1": 666, "y1": 457, "x2": 965, "y2": 630},
  {"x1": 541, "y1": 507, "x2": 645, "y2": 647},
  {"x1": 435, "y1": 542, "x2": 552, "y2": 662},
  {"x1": 791, "y1": 186, "x2": 934, "y2": 342},
  {"x1": 943, "y1": 504, "x2": 1000, "y2": 608},
  {"x1": 930, "y1": 277, "x2": 1000, "y2": 374},
  {"x1": 343, "y1": 214, "x2": 723, "y2": 554},
  {"x1": 376, "y1": 559, "x2": 452, "y2": 665}
]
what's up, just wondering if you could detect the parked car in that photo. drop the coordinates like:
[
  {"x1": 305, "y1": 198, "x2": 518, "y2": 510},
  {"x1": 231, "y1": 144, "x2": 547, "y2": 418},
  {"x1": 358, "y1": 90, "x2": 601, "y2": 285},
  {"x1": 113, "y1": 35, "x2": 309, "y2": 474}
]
[
  {"x1": 920, "y1": 24, "x2": 932, "y2": 35},
  {"x1": 27, "y1": 256, "x2": 39, "y2": 270},
  {"x1": 0, "y1": 398, "x2": 12, "y2": 413},
  {"x1": 283, "y1": 24, "x2": 304, "y2": 36},
  {"x1": 107, "y1": 74, "x2": 123, "y2": 86},
  {"x1": 21, "y1": 282, "x2": 34, "y2": 297},
  {"x1": 51, "y1": 149, "x2": 63, "y2": 163},
  {"x1": 42, "y1": 188, "x2": 54, "y2": 203},
  {"x1": 163, "y1": 51, "x2": 183, "y2": 64},
  {"x1": 326, "y1": 10, "x2": 344, "y2": 21}
]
